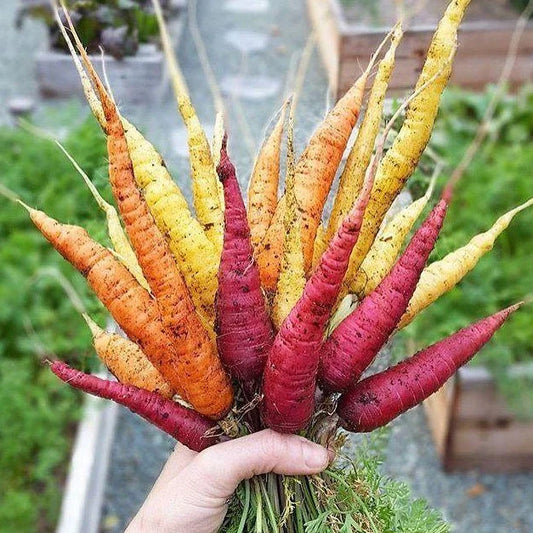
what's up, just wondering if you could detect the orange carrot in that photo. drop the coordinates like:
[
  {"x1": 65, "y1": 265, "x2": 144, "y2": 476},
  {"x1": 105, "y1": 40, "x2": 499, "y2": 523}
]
[
  {"x1": 25, "y1": 204, "x2": 231, "y2": 419},
  {"x1": 77, "y1": 41, "x2": 233, "y2": 419},
  {"x1": 83, "y1": 314, "x2": 174, "y2": 399},
  {"x1": 256, "y1": 64, "x2": 372, "y2": 289},
  {"x1": 248, "y1": 103, "x2": 287, "y2": 250}
]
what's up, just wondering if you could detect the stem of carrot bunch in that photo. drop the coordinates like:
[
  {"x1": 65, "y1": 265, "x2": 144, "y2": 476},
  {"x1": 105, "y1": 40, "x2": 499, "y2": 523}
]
[
  {"x1": 236, "y1": 479, "x2": 251, "y2": 533},
  {"x1": 252, "y1": 479, "x2": 262, "y2": 532},
  {"x1": 260, "y1": 477, "x2": 278, "y2": 531}
]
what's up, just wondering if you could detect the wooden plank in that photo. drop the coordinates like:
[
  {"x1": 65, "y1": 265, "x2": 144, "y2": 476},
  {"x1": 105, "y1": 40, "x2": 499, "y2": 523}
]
[
  {"x1": 443, "y1": 367, "x2": 533, "y2": 472},
  {"x1": 451, "y1": 53, "x2": 533, "y2": 87},
  {"x1": 338, "y1": 53, "x2": 533, "y2": 96},
  {"x1": 455, "y1": 365, "x2": 533, "y2": 423},
  {"x1": 341, "y1": 26, "x2": 533, "y2": 60},
  {"x1": 452, "y1": 423, "x2": 533, "y2": 457},
  {"x1": 307, "y1": 0, "x2": 341, "y2": 96},
  {"x1": 454, "y1": 378, "x2": 513, "y2": 423},
  {"x1": 423, "y1": 380, "x2": 454, "y2": 458},
  {"x1": 446, "y1": 454, "x2": 533, "y2": 473},
  {"x1": 310, "y1": 0, "x2": 533, "y2": 98}
]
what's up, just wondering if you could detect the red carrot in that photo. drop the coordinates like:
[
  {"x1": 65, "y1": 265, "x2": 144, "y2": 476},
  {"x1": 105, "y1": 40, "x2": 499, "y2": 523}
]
[
  {"x1": 319, "y1": 199, "x2": 449, "y2": 393},
  {"x1": 261, "y1": 173, "x2": 375, "y2": 433},
  {"x1": 215, "y1": 137, "x2": 274, "y2": 382},
  {"x1": 337, "y1": 304, "x2": 520, "y2": 433},
  {"x1": 50, "y1": 361, "x2": 218, "y2": 451}
]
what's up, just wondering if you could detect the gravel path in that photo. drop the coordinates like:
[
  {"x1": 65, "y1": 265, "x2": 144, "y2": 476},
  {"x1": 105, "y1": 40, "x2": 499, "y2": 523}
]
[
  {"x1": 384, "y1": 407, "x2": 533, "y2": 533},
  {"x1": 1, "y1": 1, "x2": 533, "y2": 532}
]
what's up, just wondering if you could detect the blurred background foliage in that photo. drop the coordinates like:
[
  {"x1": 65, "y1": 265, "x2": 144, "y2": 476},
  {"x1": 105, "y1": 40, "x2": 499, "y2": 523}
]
[
  {"x1": 0, "y1": 107, "x2": 110, "y2": 531},
  {"x1": 17, "y1": 0, "x2": 172, "y2": 59},
  {"x1": 402, "y1": 84, "x2": 533, "y2": 418}
]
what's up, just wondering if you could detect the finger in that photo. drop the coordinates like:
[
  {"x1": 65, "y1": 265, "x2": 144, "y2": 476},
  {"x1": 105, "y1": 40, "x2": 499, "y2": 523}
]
[
  {"x1": 153, "y1": 442, "x2": 198, "y2": 488},
  {"x1": 186, "y1": 430, "x2": 333, "y2": 499}
]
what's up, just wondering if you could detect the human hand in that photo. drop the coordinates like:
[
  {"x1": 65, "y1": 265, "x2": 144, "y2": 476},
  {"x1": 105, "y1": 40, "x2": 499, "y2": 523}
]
[{"x1": 125, "y1": 429, "x2": 333, "y2": 533}]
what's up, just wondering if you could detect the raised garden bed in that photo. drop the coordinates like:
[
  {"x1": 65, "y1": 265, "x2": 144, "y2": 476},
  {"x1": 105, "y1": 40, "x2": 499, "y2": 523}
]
[
  {"x1": 56, "y1": 391, "x2": 117, "y2": 533},
  {"x1": 424, "y1": 364, "x2": 533, "y2": 472},
  {"x1": 36, "y1": 44, "x2": 166, "y2": 105},
  {"x1": 24, "y1": 0, "x2": 186, "y2": 105},
  {"x1": 307, "y1": 0, "x2": 533, "y2": 99}
]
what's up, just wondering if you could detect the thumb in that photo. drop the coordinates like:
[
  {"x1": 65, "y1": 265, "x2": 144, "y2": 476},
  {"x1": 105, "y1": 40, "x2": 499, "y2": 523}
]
[{"x1": 184, "y1": 429, "x2": 333, "y2": 499}]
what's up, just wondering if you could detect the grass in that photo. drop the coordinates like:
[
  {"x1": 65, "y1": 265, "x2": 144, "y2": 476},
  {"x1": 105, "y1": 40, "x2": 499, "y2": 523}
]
[
  {"x1": 0, "y1": 109, "x2": 111, "y2": 532},
  {"x1": 401, "y1": 84, "x2": 533, "y2": 417},
  {"x1": 0, "y1": 359, "x2": 81, "y2": 533}
]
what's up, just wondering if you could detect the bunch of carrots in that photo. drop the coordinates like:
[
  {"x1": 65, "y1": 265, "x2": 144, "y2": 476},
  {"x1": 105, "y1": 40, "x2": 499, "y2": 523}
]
[{"x1": 17, "y1": 0, "x2": 532, "y2": 529}]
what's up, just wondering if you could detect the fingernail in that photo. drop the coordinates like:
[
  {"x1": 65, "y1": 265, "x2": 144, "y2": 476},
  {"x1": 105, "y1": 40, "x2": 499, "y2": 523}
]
[{"x1": 302, "y1": 442, "x2": 330, "y2": 470}]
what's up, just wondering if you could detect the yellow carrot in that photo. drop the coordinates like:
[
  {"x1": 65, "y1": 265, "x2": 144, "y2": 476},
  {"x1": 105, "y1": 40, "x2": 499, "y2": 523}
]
[
  {"x1": 344, "y1": 0, "x2": 470, "y2": 281},
  {"x1": 350, "y1": 169, "x2": 438, "y2": 297},
  {"x1": 55, "y1": 6, "x2": 219, "y2": 321},
  {"x1": 326, "y1": 295, "x2": 357, "y2": 336},
  {"x1": 83, "y1": 314, "x2": 174, "y2": 399},
  {"x1": 55, "y1": 140, "x2": 150, "y2": 291},
  {"x1": 153, "y1": 0, "x2": 223, "y2": 250},
  {"x1": 272, "y1": 112, "x2": 305, "y2": 329},
  {"x1": 212, "y1": 110, "x2": 226, "y2": 207},
  {"x1": 326, "y1": 24, "x2": 403, "y2": 244},
  {"x1": 399, "y1": 198, "x2": 533, "y2": 328},
  {"x1": 248, "y1": 103, "x2": 287, "y2": 250},
  {"x1": 122, "y1": 124, "x2": 219, "y2": 321},
  {"x1": 312, "y1": 223, "x2": 327, "y2": 270}
]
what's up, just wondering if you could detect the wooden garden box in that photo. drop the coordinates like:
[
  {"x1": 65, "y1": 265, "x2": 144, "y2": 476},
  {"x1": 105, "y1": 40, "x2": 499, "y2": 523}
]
[
  {"x1": 307, "y1": 0, "x2": 533, "y2": 99},
  {"x1": 424, "y1": 365, "x2": 533, "y2": 473},
  {"x1": 36, "y1": 45, "x2": 165, "y2": 105}
]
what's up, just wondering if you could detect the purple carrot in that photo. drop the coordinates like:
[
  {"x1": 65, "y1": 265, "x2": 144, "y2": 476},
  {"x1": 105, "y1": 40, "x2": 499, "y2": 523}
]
[
  {"x1": 319, "y1": 198, "x2": 449, "y2": 393},
  {"x1": 215, "y1": 136, "x2": 274, "y2": 382},
  {"x1": 337, "y1": 304, "x2": 520, "y2": 433},
  {"x1": 51, "y1": 361, "x2": 218, "y2": 451},
  {"x1": 261, "y1": 173, "x2": 375, "y2": 433}
]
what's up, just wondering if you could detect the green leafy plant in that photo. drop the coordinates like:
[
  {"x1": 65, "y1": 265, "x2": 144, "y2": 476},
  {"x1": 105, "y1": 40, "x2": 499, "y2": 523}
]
[
  {"x1": 17, "y1": 0, "x2": 171, "y2": 59},
  {"x1": 402, "y1": 85, "x2": 533, "y2": 417},
  {"x1": 0, "y1": 116, "x2": 110, "y2": 363},
  {"x1": 0, "y1": 358, "x2": 81, "y2": 533},
  {"x1": 0, "y1": 113, "x2": 111, "y2": 532}
]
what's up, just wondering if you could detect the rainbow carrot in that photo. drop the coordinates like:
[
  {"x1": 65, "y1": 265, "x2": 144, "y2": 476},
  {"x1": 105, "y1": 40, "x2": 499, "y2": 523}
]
[
  {"x1": 262, "y1": 168, "x2": 375, "y2": 433},
  {"x1": 51, "y1": 361, "x2": 218, "y2": 451},
  {"x1": 248, "y1": 104, "x2": 287, "y2": 250},
  {"x1": 348, "y1": 171, "x2": 437, "y2": 297},
  {"x1": 338, "y1": 304, "x2": 519, "y2": 432},
  {"x1": 399, "y1": 198, "x2": 533, "y2": 328},
  {"x1": 83, "y1": 314, "x2": 174, "y2": 399},
  {"x1": 319, "y1": 199, "x2": 448, "y2": 393},
  {"x1": 271, "y1": 112, "x2": 306, "y2": 329},
  {"x1": 326, "y1": 24, "x2": 403, "y2": 244},
  {"x1": 344, "y1": 0, "x2": 471, "y2": 283},
  {"x1": 153, "y1": 0, "x2": 224, "y2": 249},
  {"x1": 256, "y1": 57, "x2": 376, "y2": 289},
  {"x1": 215, "y1": 138, "x2": 274, "y2": 382}
]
